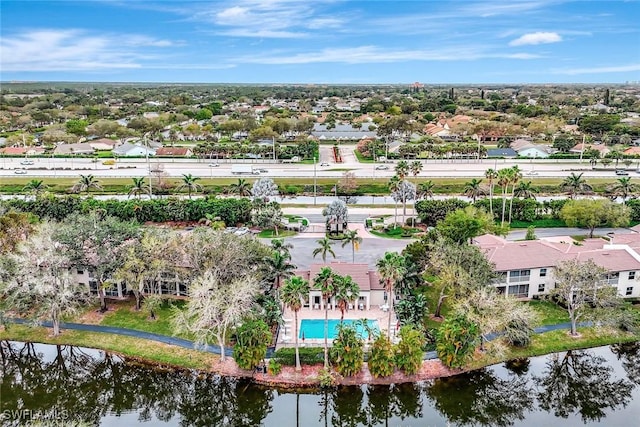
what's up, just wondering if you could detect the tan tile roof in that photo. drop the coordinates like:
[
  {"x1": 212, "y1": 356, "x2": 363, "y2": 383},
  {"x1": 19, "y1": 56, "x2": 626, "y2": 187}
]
[
  {"x1": 307, "y1": 262, "x2": 377, "y2": 291},
  {"x1": 577, "y1": 249, "x2": 640, "y2": 271}
]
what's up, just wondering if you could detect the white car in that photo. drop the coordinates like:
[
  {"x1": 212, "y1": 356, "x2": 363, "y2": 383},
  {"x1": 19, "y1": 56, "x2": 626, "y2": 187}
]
[
  {"x1": 525, "y1": 170, "x2": 538, "y2": 176},
  {"x1": 375, "y1": 165, "x2": 389, "y2": 170},
  {"x1": 208, "y1": 163, "x2": 220, "y2": 167},
  {"x1": 320, "y1": 162, "x2": 330, "y2": 166},
  {"x1": 14, "y1": 169, "x2": 27, "y2": 174},
  {"x1": 20, "y1": 159, "x2": 34, "y2": 165}
]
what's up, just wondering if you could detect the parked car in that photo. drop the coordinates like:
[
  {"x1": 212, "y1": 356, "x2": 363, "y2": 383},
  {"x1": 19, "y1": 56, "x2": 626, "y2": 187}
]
[
  {"x1": 320, "y1": 162, "x2": 330, "y2": 166},
  {"x1": 616, "y1": 170, "x2": 629, "y2": 176},
  {"x1": 375, "y1": 164, "x2": 389, "y2": 170},
  {"x1": 20, "y1": 159, "x2": 34, "y2": 165},
  {"x1": 14, "y1": 169, "x2": 27, "y2": 174}
]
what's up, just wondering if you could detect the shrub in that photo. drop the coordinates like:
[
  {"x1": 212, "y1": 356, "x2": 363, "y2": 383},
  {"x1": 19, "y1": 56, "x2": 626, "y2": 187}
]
[
  {"x1": 394, "y1": 325, "x2": 425, "y2": 375},
  {"x1": 232, "y1": 319, "x2": 272, "y2": 370},
  {"x1": 268, "y1": 359, "x2": 282, "y2": 375},
  {"x1": 436, "y1": 313, "x2": 480, "y2": 369},
  {"x1": 330, "y1": 324, "x2": 364, "y2": 377},
  {"x1": 368, "y1": 334, "x2": 395, "y2": 378},
  {"x1": 317, "y1": 367, "x2": 336, "y2": 388}
]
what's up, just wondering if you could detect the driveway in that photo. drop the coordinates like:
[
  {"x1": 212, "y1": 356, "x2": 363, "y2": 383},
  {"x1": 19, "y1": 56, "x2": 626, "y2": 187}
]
[{"x1": 260, "y1": 226, "x2": 412, "y2": 270}]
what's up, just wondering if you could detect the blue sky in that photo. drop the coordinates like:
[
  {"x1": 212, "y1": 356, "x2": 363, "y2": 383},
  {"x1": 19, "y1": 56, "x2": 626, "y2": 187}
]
[{"x1": 1, "y1": 0, "x2": 639, "y2": 83}]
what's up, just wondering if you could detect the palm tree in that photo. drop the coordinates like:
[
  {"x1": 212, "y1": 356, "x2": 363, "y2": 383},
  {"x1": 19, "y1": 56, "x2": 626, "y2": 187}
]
[
  {"x1": 410, "y1": 160, "x2": 423, "y2": 184},
  {"x1": 270, "y1": 238, "x2": 293, "y2": 259},
  {"x1": 497, "y1": 168, "x2": 511, "y2": 226},
  {"x1": 71, "y1": 174, "x2": 102, "y2": 194},
  {"x1": 417, "y1": 180, "x2": 435, "y2": 200},
  {"x1": 22, "y1": 179, "x2": 47, "y2": 196},
  {"x1": 261, "y1": 250, "x2": 296, "y2": 293},
  {"x1": 128, "y1": 177, "x2": 149, "y2": 199},
  {"x1": 514, "y1": 181, "x2": 538, "y2": 200},
  {"x1": 376, "y1": 252, "x2": 407, "y2": 336},
  {"x1": 177, "y1": 174, "x2": 202, "y2": 199},
  {"x1": 388, "y1": 175, "x2": 401, "y2": 228},
  {"x1": 312, "y1": 237, "x2": 336, "y2": 262},
  {"x1": 508, "y1": 166, "x2": 522, "y2": 223},
  {"x1": 561, "y1": 172, "x2": 592, "y2": 199},
  {"x1": 229, "y1": 178, "x2": 252, "y2": 196},
  {"x1": 313, "y1": 266, "x2": 335, "y2": 368},
  {"x1": 280, "y1": 276, "x2": 310, "y2": 371},
  {"x1": 463, "y1": 178, "x2": 484, "y2": 203},
  {"x1": 333, "y1": 274, "x2": 360, "y2": 322},
  {"x1": 341, "y1": 229, "x2": 363, "y2": 263},
  {"x1": 613, "y1": 177, "x2": 637, "y2": 201},
  {"x1": 395, "y1": 160, "x2": 409, "y2": 180},
  {"x1": 484, "y1": 168, "x2": 498, "y2": 216}
]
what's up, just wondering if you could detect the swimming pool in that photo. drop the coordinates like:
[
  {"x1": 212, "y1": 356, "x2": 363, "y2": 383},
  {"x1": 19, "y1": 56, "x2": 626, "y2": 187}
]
[{"x1": 299, "y1": 319, "x2": 379, "y2": 340}]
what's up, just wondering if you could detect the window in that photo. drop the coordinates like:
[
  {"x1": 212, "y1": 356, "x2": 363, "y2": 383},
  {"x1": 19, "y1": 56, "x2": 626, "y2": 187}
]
[
  {"x1": 540, "y1": 268, "x2": 547, "y2": 277},
  {"x1": 626, "y1": 287, "x2": 633, "y2": 296},
  {"x1": 605, "y1": 272, "x2": 620, "y2": 285},
  {"x1": 509, "y1": 270, "x2": 531, "y2": 282},
  {"x1": 538, "y1": 283, "x2": 545, "y2": 293},
  {"x1": 629, "y1": 272, "x2": 636, "y2": 280},
  {"x1": 77, "y1": 269, "x2": 84, "y2": 275},
  {"x1": 508, "y1": 284, "x2": 529, "y2": 298},
  {"x1": 496, "y1": 286, "x2": 506, "y2": 295}
]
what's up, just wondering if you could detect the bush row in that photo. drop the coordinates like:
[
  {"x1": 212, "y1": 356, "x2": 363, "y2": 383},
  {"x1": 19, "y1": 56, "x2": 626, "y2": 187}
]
[
  {"x1": 0, "y1": 196, "x2": 253, "y2": 225},
  {"x1": 271, "y1": 347, "x2": 325, "y2": 366}
]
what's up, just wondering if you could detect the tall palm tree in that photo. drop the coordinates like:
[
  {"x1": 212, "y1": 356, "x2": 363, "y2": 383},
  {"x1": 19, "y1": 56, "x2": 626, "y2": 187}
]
[
  {"x1": 177, "y1": 174, "x2": 202, "y2": 199},
  {"x1": 376, "y1": 252, "x2": 407, "y2": 336},
  {"x1": 280, "y1": 276, "x2": 310, "y2": 371},
  {"x1": 418, "y1": 180, "x2": 435, "y2": 200},
  {"x1": 313, "y1": 266, "x2": 335, "y2": 368},
  {"x1": 270, "y1": 238, "x2": 293, "y2": 259},
  {"x1": 497, "y1": 168, "x2": 511, "y2": 226},
  {"x1": 410, "y1": 160, "x2": 423, "y2": 184},
  {"x1": 128, "y1": 177, "x2": 149, "y2": 199},
  {"x1": 484, "y1": 168, "x2": 498, "y2": 216},
  {"x1": 613, "y1": 177, "x2": 637, "y2": 201},
  {"x1": 395, "y1": 160, "x2": 409, "y2": 180},
  {"x1": 261, "y1": 250, "x2": 296, "y2": 293},
  {"x1": 22, "y1": 179, "x2": 47, "y2": 196},
  {"x1": 72, "y1": 174, "x2": 102, "y2": 194},
  {"x1": 229, "y1": 178, "x2": 252, "y2": 196},
  {"x1": 333, "y1": 274, "x2": 360, "y2": 322},
  {"x1": 561, "y1": 172, "x2": 592, "y2": 199},
  {"x1": 508, "y1": 166, "x2": 522, "y2": 223},
  {"x1": 463, "y1": 178, "x2": 484, "y2": 203},
  {"x1": 514, "y1": 181, "x2": 538, "y2": 200},
  {"x1": 312, "y1": 237, "x2": 336, "y2": 262},
  {"x1": 388, "y1": 175, "x2": 401, "y2": 228},
  {"x1": 341, "y1": 229, "x2": 363, "y2": 263}
]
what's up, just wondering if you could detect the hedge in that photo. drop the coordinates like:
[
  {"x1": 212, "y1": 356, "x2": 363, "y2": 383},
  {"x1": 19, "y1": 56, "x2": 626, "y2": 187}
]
[
  {"x1": 0, "y1": 195, "x2": 253, "y2": 225},
  {"x1": 271, "y1": 347, "x2": 324, "y2": 366}
]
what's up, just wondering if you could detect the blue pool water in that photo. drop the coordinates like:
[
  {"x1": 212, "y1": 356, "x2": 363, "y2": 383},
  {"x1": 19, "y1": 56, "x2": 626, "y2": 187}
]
[{"x1": 299, "y1": 319, "x2": 379, "y2": 340}]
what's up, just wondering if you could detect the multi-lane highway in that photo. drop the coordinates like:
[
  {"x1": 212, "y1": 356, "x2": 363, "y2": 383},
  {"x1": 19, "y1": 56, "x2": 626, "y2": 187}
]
[{"x1": 0, "y1": 152, "x2": 635, "y2": 180}]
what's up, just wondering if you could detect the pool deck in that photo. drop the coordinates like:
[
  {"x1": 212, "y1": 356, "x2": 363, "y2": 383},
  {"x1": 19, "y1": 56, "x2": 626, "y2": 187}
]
[{"x1": 277, "y1": 305, "x2": 397, "y2": 350}]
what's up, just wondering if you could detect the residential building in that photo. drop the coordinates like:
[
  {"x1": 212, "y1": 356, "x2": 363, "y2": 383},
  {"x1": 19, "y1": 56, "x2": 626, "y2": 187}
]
[
  {"x1": 510, "y1": 139, "x2": 554, "y2": 158},
  {"x1": 155, "y1": 147, "x2": 193, "y2": 157},
  {"x1": 53, "y1": 143, "x2": 95, "y2": 155},
  {"x1": 474, "y1": 234, "x2": 640, "y2": 299},
  {"x1": 112, "y1": 142, "x2": 157, "y2": 157}
]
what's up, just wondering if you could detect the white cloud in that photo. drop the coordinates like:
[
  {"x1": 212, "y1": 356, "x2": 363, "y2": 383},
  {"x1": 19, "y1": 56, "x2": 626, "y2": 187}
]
[
  {"x1": 0, "y1": 29, "x2": 176, "y2": 71},
  {"x1": 234, "y1": 45, "x2": 541, "y2": 65},
  {"x1": 509, "y1": 32, "x2": 562, "y2": 46},
  {"x1": 552, "y1": 64, "x2": 640, "y2": 75}
]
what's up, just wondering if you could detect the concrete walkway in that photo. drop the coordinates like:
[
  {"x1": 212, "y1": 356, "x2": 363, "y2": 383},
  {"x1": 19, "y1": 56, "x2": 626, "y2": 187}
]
[{"x1": 7, "y1": 317, "x2": 585, "y2": 361}]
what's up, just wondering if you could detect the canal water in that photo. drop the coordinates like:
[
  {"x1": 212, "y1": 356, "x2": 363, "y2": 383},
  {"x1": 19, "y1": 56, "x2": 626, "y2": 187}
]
[{"x1": 2, "y1": 340, "x2": 640, "y2": 426}]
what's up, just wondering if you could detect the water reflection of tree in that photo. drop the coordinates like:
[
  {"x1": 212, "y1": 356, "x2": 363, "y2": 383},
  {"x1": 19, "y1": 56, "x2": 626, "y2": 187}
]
[
  {"x1": 366, "y1": 383, "x2": 423, "y2": 427},
  {"x1": 427, "y1": 369, "x2": 533, "y2": 427},
  {"x1": 1, "y1": 341, "x2": 274, "y2": 426},
  {"x1": 611, "y1": 342, "x2": 640, "y2": 385},
  {"x1": 535, "y1": 349, "x2": 635, "y2": 422},
  {"x1": 330, "y1": 386, "x2": 367, "y2": 426}
]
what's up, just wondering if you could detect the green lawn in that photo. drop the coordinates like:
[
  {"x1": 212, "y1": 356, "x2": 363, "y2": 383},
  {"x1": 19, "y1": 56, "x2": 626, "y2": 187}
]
[
  {"x1": 258, "y1": 229, "x2": 297, "y2": 238},
  {"x1": 525, "y1": 299, "x2": 570, "y2": 325},
  {"x1": 100, "y1": 300, "x2": 182, "y2": 336},
  {"x1": 369, "y1": 227, "x2": 422, "y2": 239}
]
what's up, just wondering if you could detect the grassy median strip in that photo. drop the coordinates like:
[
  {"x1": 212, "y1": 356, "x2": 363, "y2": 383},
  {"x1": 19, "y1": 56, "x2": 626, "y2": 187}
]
[{"x1": 0, "y1": 324, "x2": 218, "y2": 370}]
